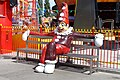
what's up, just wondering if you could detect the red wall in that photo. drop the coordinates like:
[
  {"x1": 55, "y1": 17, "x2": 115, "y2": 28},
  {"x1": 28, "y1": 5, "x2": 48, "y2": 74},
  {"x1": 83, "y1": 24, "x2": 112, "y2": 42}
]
[
  {"x1": 0, "y1": 0, "x2": 12, "y2": 53},
  {"x1": 0, "y1": 0, "x2": 12, "y2": 26}
]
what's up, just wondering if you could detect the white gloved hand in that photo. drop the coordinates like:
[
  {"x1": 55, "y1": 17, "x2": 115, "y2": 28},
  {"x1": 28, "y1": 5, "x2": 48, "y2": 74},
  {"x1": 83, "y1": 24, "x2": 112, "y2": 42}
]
[
  {"x1": 22, "y1": 29, "x2": 30, "y2": 41},
  {"x1": 95, "y1": 33, "x2": 104, "y2": 47}
]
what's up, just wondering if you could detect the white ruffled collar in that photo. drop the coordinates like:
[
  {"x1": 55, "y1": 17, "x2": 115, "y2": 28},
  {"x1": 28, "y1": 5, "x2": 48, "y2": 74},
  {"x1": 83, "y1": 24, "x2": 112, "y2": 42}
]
[{"x1": 54, "y1": 27, "x2": 73, "y2": 35}]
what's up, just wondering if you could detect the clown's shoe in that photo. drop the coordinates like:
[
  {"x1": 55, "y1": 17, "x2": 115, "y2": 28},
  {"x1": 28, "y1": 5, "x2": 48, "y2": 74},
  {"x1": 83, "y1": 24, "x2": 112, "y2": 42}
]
[
  {"x1": 34, "y1": 63, "x2": 45, "y2": 73},
  {"x1": 44, "y1": 60, "x2": 57, "y2": 74}
]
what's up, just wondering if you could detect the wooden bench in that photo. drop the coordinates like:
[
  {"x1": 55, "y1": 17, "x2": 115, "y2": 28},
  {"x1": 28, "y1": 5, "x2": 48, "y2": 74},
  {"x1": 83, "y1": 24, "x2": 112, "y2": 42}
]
[
  {"x1": 16, "y1": 34, "x2": 99, "y2": 75},
  {"x1": 16, "y1": 35, "x2": 53, "y2": 62},
  {"x1": 57, "y1": 37, "x2": 99, "y2": 75}
]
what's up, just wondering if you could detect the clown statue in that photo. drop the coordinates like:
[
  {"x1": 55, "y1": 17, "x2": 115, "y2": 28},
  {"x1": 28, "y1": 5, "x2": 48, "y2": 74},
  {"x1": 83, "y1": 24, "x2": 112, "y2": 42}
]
[{"x1": 22, "y1": 2, "x2": 104, "y2": 74}]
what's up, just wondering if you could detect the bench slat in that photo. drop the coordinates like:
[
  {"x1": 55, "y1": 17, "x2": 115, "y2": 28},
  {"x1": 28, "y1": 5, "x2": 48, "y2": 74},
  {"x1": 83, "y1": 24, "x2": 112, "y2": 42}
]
[
  {"x1": 75, "y1": 38, "x2": 94, "y2": 42},
  {"x1": 29, "y1": 35, "x2": 53, "y2": 39},
  {"x1": 27, "y1": 40, "x2": 49, "y2": 44},
  {"x1": 17, "y1": 48, "x2": 42, "y2": 53},
  {"x1": 63, "y1": 53, "x2": 98, "y2": 59},
  {"x1": 71, "y1": 44, "x2": 98, "y2": 49}
]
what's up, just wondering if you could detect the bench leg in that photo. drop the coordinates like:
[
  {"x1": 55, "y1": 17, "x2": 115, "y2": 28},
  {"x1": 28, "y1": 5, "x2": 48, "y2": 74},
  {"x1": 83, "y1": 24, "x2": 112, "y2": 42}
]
[
  {"x1": 17, "y1": 51, "x2": 19, "y2": 63},
  {"x1": 96, "y1": 57, "x2": 99, "y2": 72},
  {"x1": 89, "y1": 59, "x2": 92, "y2": 75},
  {"x1": 26, "y1": 52, "x2": 28, "y2": 61},
  {"x1": 56, "y1": 55, "x2": 60, "y2": 68}
]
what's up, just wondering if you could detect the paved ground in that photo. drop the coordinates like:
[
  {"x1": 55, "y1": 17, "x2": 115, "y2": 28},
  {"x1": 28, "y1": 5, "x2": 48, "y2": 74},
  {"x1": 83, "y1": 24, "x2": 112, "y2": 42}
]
[{"x1": 0, "y1": 57, "x2": 120, "y2": 80}]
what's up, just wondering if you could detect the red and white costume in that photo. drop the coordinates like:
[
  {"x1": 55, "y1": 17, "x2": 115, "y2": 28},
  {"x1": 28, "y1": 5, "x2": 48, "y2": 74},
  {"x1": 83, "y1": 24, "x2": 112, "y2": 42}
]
[{"x1": 22, "y1": 2, "x2": 104, "y2": 74}]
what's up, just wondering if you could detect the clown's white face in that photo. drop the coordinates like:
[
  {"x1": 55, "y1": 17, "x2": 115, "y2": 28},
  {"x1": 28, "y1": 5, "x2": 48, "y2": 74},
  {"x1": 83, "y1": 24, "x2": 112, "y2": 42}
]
[{"x1": 57, "y1": 22, "x2": 69, "y2": 33}]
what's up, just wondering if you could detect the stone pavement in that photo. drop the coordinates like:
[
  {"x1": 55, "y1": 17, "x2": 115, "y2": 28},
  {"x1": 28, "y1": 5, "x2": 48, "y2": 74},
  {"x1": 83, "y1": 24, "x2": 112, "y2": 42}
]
[{"x1": 0, "y1": 57, "x2": 120, "y2": 80}]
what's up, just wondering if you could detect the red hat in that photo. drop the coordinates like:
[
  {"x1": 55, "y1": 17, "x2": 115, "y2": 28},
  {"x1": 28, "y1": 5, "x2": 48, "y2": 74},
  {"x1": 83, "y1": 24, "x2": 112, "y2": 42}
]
[{"x1": 58, "y1": 2, "x2": 69, "y2": 25}]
